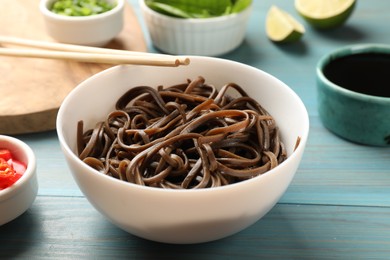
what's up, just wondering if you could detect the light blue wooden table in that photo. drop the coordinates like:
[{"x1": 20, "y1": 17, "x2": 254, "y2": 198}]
[{"x1": 1, "y1": 0, "x2": 390, "y2": 259}]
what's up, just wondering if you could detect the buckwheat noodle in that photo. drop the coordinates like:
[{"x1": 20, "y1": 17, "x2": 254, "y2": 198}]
[{"x1": 77, "y1": 76, "x2": 287, "y2": 189}]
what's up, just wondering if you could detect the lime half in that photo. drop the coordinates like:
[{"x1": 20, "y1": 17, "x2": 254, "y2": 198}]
[
  {"x1": 266, "y1": 5, "x2": 305, "y2": 43},
  {"x1": 295, "y1": 0, "x2": 356, "y2": 29}
]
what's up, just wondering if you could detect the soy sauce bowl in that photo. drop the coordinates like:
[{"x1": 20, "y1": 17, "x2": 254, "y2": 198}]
[
  {"x1": 0, "y1": 135, "x2": 38, "y2": 226},
  {"x1": 317, "y1": 44, "x2": 390, "y2": 146}
]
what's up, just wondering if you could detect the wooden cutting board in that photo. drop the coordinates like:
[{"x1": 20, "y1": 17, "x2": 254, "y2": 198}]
[{"x1": 0, "y1": 0, "x2": 147, "y2": 135}]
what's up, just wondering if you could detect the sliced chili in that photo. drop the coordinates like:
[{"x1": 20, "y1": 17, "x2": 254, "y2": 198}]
[
  {"x1": 0, "y1": 149, "x2": 26, "y2": 190},
  {"x1": 0, "y1": 149, "x2": 12, "y2": 161}
]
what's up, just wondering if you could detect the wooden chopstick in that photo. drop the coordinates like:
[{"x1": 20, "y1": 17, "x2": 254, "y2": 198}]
[
  {"x1": 0, "y1": 48, "x2": 189, "y2": 66},
  {"x1": 0, "y1": 36, "x2": 190, "y2": 67},
  {"x1": 0, "y1": 36, "x2": 169, "y2": 57}
]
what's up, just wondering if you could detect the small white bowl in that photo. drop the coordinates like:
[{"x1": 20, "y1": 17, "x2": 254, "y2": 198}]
[
  {"x1": 139, "y1": 0, "x2": 253, "y2": 56},
  {"x1": 40, "y1": 0, "x2": 125, "y2": 47},
  {"x1": 56, "y1": 56, "x2": 309, "y2": 244},
  {"x1": 0, "y1": 135, "x2": 38, "y2": 226}
]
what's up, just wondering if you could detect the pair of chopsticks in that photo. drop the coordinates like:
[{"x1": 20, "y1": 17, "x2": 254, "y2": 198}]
[{"x1": 0, "y1": 36, "x2": 190, "y2": 67}]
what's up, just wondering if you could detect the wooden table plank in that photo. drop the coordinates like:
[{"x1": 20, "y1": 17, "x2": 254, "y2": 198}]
[{"x1": 1, "y1": 197, "x2": 389, "y2": 259}]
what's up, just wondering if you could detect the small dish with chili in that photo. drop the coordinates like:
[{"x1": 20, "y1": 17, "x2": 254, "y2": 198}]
[{"x1": 0, "y1": 135, "x2": 38, "y2": 226}]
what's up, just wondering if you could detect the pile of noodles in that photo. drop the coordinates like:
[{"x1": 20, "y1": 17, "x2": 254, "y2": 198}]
[{"x1": 77, "y1": 76, "x2": 287, "y2": 189}]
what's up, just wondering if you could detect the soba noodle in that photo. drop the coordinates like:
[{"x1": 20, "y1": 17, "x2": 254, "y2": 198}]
[{"x1": 77, "y1": 76, "x2": 287, "y2": 189}]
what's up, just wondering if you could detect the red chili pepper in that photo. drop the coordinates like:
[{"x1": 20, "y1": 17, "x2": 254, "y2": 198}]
[
  {"x1": 0, "y1": 149, "x2": 12, "y2": 161},
  {"x1": 0, "y1": 149, "x2": 25, "y2": 190}
]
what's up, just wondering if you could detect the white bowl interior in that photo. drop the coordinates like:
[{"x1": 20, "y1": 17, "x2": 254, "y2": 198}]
[{"x1": 57, "y1": 57, "x2": 309, "y2": 243}]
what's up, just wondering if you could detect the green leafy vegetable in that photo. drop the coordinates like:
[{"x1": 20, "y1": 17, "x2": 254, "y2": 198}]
[
  {"x1": 145, "y1": 0, "x2": 252, "y2": 18},
  {"x1": 231, "y1": 0, "x2": 253, "y2": 13},
  {"x1": 50, "y1": 0, "x2": 116, "y2": 16}
]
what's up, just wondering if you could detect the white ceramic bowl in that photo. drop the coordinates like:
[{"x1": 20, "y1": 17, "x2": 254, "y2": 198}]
[
  {"x1": 139, "y1": 0, "x2": 253, "y2": 56},
  {"x1": 56, "y1": 57, "x2": 309, "y2": 244},
  {"x1": 40, "y1": 0, "x2": 125, "y2": 46},
  {"x1": 0, "y1": 135, "x2": 38, "y2": 226}
]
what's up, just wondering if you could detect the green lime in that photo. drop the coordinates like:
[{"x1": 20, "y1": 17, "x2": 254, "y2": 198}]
[
  {"x1": 266, "y1": 5, "x2": 305, "y2": 43},
  {"x1": 295, "y1": 0, "x2": 356, "y2": 29}
]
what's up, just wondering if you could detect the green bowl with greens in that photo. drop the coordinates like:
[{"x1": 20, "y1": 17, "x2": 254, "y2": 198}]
[{"x1": 139, "y1": 0, "x2": 253, "y2": 56}]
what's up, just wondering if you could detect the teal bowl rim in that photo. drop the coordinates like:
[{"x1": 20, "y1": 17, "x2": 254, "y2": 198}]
[{"x1": 316, "y1": 43, "x2": 390, "y2": 104}]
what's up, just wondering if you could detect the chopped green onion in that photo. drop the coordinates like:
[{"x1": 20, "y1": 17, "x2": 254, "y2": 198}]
[{"x1": 50, "y1": 0, "x2": 116, "y2": 16}]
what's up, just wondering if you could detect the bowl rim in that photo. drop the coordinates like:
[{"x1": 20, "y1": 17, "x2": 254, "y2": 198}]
[
  {"x1": 317, "y1": 43, "x2": 390, "y2": 104},
  {"x1": 138, "y1": 0, "x2": 253, "y2": 24},
  {"x1": 56, "y1": 57, "x2": 310, "y2": 194},
  {"x1": 40, "y1": 0, "x2": 125, "y2": 22},
  {"x1": 0, "y1": 135, "x2": 37, "y2": 201}
]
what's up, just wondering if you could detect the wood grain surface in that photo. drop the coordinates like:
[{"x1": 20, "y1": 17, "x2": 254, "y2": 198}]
[
  {"x1": 1, "y1": 196, "x2": 390, "y2": 259},
  {"x1": 0, "y1": 0, "x2": 147, "y2": 135}
]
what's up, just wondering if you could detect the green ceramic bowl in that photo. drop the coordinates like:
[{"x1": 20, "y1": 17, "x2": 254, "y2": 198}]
[{"x1": 317, "y1": 44, "x2": 390, "y2": 146}]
